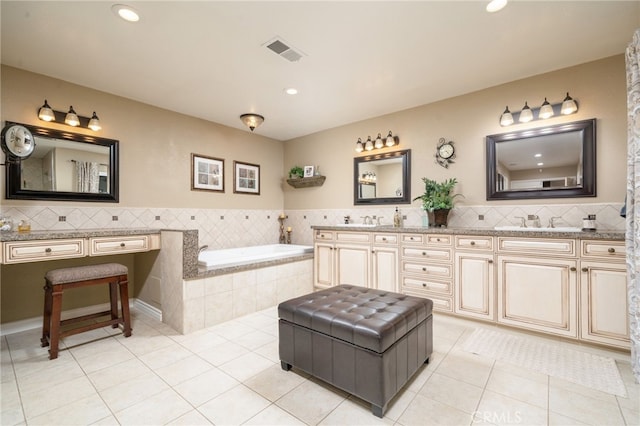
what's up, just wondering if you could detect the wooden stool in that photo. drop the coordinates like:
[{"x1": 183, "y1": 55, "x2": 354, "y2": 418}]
[{"x1": 41, "y1": 263, "x2": 132, "y2": 360}]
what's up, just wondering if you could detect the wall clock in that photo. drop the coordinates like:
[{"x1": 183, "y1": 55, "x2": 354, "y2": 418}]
[
  {"x1": 1, "y1": 123, "x2": 35, "y2": 160},
  {"x1": 435, "y1": 137, "x2": 455, "y2": 168}
]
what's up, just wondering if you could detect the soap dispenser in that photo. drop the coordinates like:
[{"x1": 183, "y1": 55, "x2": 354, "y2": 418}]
[{"x1": 393, "y1": 207, "x2": 402, "y2": 228}]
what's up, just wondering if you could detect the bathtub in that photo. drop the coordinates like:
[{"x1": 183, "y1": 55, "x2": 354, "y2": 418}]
[{"x1": 198, "y1": 243, "x2": 313, "y2": 270}]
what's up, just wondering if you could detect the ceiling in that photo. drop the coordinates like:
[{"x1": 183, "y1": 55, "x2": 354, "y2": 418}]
[{"x1": 2, "y1": 1, "x2": 638, "y2": 141}]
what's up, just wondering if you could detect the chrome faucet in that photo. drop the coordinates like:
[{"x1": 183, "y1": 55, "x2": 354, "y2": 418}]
[
  {"x1": 362, "y1": 215, "x2": 373, "y2": 225},
  {"x1": 198, "y1": 245, "x2": 209, "y2": 253},
  {"x1": 548, "y1": 216, "x2": 562, "y2": 228},
  {"x1": 376, "y1": 216, "x2": 384, "y2": 226},
  {"x1": 514, "y1": 216, "x2": 527, "y2": 228},
  {"x1": 528, "y1": 214, "x2": 541, "y2": 228}
]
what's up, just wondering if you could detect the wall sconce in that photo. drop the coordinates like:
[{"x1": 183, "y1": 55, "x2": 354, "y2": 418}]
[
  {"x1": 37, "y1": 100, "x2": 102, "y2": 131},
  {"x1": 499, "y1": 93, "x2": 578, "y2": 127},
  {"x1": 240, "y1": 113, "x2": 264, "y2": 131},
  {"x1": 354, "y1": 130, "x2": 398, "y2": 152}
]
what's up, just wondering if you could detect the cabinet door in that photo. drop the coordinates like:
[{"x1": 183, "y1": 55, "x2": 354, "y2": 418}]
[
  {"x1": 455, "y1": 252, "x2": 495, "y2": 320},
  {"x1": 580, "y1": 261, "x2": 629, "y2": 348},
  {"x1": 372, "y1": 245, "x2": 399, "y2": 292},
  {"x1": 314, "y1": 242, "x2": 335, "y2": 289},
  {"x1": 497, "y1": 255, "x2": 577, "y2": 337},
  {"x1": 335, "y1": 243, "x2": 370, "y2": 288}
]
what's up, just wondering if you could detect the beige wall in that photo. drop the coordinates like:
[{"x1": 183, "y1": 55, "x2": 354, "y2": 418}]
[
  {"x1": 283, "y1": 55, "x2": 627, "y2": 209},
  {"x1": 0, "y1": 65, "x2": 285, "y2": 209}
]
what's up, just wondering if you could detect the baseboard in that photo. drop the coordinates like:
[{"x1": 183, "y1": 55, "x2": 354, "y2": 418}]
[
  {"x1": 0, "y1": 298, "x2": 162, "y2": 337},
  {"x1": 133, "y1": 298, "x2": 163, "y2": 322}
]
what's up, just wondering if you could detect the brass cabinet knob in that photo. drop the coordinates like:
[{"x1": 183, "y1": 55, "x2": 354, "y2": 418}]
[
  {"x1": 488, "y1": 260, "x2": 493, "y2": 264},
  {"x1": 470, "y1": 241, "x2": 476, "y2": 246},
  {"x1": 382, "y1": 237, "x2": 387, "y2": 241},
  {"x1": 120, "y1": 242, "x2": 126, "y2": 247},
  {"x1": 608, "y1": 247, "x2": 615, "y2": 253},
  {"x1": 582, "y1": 267, "x2": 589, "y2": 272},
  {"x1": 45, "y1": 247, "x2": 52, "y2": 253},
  {"x1": 410, "y1": 237, "x2": 415, "y2": 240},
  {"x1": 436, "y1": 238, "x2": 441, "y2": 242},
  {"x1": 422, "y1": 251, "x2": 427, "y2": 256},
  {"x1": 422, "y1": 283, "x2": 427, "y2": 287},
  {"x1": 570, "y1": 267, "x2": 577, "y2": 272},
  {"x1": 422, "y1": 267, "x2": 427, "y2": 272}
]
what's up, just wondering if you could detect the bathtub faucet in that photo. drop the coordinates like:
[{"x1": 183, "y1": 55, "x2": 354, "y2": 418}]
[{"x1": 199, "y1": 245, "x2": 209, "y2": 253}]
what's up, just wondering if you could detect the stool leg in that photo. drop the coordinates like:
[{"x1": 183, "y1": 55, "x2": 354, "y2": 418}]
[
  {"x1": 41, "y1": 281, "x2": 53, "y2": 347},
  {"x1": 109, "y1": 281, "x2": 119, "y2": 328},
  {"x1": 48, "y1": 286, "x2": 63, "y2": 360},
  {"x1": 118, "y1": 276, "x2": 132, "y2": 338}
]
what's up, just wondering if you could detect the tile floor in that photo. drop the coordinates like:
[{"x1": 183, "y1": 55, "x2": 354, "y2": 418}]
[{"x1": 1, "y1": 308, "x2": 638, "y2": 426}]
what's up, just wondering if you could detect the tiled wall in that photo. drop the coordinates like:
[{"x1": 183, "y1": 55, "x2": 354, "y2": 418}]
[{"x1": 0, "y1": 202, "x2": 626, "y2": 249}]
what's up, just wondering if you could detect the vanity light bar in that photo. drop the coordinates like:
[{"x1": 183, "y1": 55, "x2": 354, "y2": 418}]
[
  {"x1": 500, "y1": 93, "x2": 578, "y2": 127},
  {"x1": 37, "y1": 100, "x2": 102, "y2": 132},
  {"x1": 355, "y1": 131, "x2": 398, "y2": 153}
]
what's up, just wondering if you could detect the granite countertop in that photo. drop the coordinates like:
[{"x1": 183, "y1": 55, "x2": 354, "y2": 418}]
[
  {"x1": 311, "y1": 225, "x2": 625, "y2": 241},
  {"x1": 0, "y1": 228, "x2": 162, "y2": 242}
]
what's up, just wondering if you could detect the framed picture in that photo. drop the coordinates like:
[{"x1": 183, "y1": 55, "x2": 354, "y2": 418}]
[
  {"x1": 191, "y1": 154, "x2": 224, "y2": 192},
  {"x1": 303, "y1": 165, "x2": 315, "y2": 177},
  {"x1": 234, "y1": 161, "x2": 260, "y2": 195}
]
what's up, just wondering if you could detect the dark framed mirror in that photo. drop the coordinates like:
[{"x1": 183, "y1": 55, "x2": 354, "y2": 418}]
[
  {"x1": 4, "y1": 121, "x2": 119, "y2": 202},
  {"x1": 486, "y1": 119, "x2": 596, "y2": 200},
  {"x1": 354, "y1": 149, "x2": 411, "y2": 205}
]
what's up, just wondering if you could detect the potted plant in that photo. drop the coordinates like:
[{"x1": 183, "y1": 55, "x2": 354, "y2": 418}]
[
  {"x1": 288, "y1": 166, "x2": 304, "y2": 179},
  {"x1": 413, "y1": 177, "x2": 462, "y2": 227}
]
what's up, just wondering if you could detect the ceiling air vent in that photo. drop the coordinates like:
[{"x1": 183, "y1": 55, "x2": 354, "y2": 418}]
[{"x1": 265, "y1": 37, "x2": 304, "y2": 62}]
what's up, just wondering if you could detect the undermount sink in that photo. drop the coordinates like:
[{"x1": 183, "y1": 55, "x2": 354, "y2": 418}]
[{"x1": 494, "y1": 226, "x2": 583, "y2": 232}]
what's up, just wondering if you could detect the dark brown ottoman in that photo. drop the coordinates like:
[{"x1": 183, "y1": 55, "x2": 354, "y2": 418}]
[{"x1": 278, "y1": 284, "x2": 433, "y2": 417}]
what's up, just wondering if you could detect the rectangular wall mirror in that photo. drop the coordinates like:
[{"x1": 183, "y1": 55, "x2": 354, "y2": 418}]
[
  {"x1": 5, "y1": 121, "x2": 119, "y2": 202},
  {"x1": 486, "y1": 119, "x2": 596, "y2": 200},
  {"x1": 354, "y1": 149, "x2": 411, "y2": 205}
]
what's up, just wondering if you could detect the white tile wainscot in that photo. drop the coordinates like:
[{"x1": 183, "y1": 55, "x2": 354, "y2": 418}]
[{"x1": 180, "y1": 259, "x2": 313, "y2": 334}]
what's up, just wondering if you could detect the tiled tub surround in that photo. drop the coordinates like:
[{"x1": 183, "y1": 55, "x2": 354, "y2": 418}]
[{"x1": 0, "y1": 202, "x2": 626, "y2": 249}]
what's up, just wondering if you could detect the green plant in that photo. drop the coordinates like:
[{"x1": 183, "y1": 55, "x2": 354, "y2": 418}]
[
  {"x1": 413, "y1": 177, "x2": 462, "y2": 211},
  {"x1": 288, "y1": 166, "x2": 304, "y2": 178}
]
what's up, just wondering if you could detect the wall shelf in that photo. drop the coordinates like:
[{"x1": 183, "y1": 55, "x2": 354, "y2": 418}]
[{"x1": 286, "y1": 175, "x2": 326, "y2": 188}]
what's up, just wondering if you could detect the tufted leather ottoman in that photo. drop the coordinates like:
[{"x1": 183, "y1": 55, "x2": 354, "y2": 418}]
[{"x1": 278, "y1": 284, "x2": 433, "y2": 417}]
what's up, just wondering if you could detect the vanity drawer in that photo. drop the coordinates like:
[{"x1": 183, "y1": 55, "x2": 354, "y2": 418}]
[
  {"x1": 374, "y1": 233, "x2": 398, "y2": 245},
  {"x1": 336, "y1": 231, "x2": 371, "y2": 243},
  {"x1": 90, "y1": 235, "x2": 150, "y2": 256},
  {"x1": 314, "y1": 230, "x2": 334, "y2": 241},
  {"x1": 402, "y1": 247, "x2": 451, "y2": 262},
  {"x1": 426, "y1": 234, "x2": 452, "y2": 246},
  {"x1": 497, "y1": 237, "x2": 575, "y2": 256},
  {"x1": 455, "y1": 235, "x2": 494, "y2": 251},
  {"x1": 402, "y1": 260, "x2": 453, "y2": 279},
  {"x1": 581, "y1": 240, "x2": 626, "y2": 260},
  {"x1": 401, "y1": 233, "x2": 425, "y2": 245},
  {"x1": 4, "y1": 239, "x2": 86, "y2": 264},
  {"x1": 402, "y1": 276, "x2": 452, "y2": 295}
]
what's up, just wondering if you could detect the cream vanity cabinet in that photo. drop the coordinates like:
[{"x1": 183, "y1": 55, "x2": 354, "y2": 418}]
[
  {"x1": 400, "y1": 233, "x2": 453, "y2": 312},
  {"x1": 579, "y1": 240, "x2": 629, "y2": 348},
  {"x1": 313, "y1": 230, "x2": 399, "y2": 291},
  {"x1": 1, "y1": 233, "x2": 161, "y2": 264},
  {"x1": 454, "y1": 235, "x2": 495, "y2": 321},
  {"x1": 497, "y1": 237, "x2": 578, "y2": 338}
]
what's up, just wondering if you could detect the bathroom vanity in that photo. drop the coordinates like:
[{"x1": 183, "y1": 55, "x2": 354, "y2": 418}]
[{"x1": 312, "y1": 225, "x2": 629, "y2": 349}]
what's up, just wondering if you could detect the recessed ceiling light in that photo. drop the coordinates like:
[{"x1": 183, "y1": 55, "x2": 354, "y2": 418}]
[
  {"x1": 486, "y1": 0, "x2": 507, "y2": 13},
  {"x1": 537, "y1": 162, "x2": 544, "y2": 166},
  {"x1": 112, "y1": 4, "x2": 140, "y2": 22},
  {"x1": 284, "y1": 88, "x2": 298, "y2": 95},
  {"x1": 534, "y1": 153, "x2": 542, "y2": 158}
]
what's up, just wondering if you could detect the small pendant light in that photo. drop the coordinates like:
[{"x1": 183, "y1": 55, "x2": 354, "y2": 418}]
[
  {"x1": 374, "y1": 133, "x2": 384, "y2": 149},
  {"x1": 364, "y1": 136, "x2": 374, "y2": 151},
  {"x1": 88, "y1": 112, "x2": 102, "y2": 131},
  {"x1": 561, "y1": 92, "x2": 578, "y2": 115},
  {"x1": 499, "y1": 106, "x2": 514, "y2": 126},
  {"x1": 518, "y1": 102, "x2": 533, "y2": 123},
  {"x1": 38, "y1": 100, "x2": 55, "y2": 122},
  {"x1": 538, "y1": 98, "x2": 554, "y2": 119},
  {"x1": 65, "y1": 106, "x2": 80, "y2": 126},
  {"x1": 385, "y1": 131, "x2": 395, "y2": 147},
  {"x1": 355, "y1": 138, "x2": 364, "y2": 153}
]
